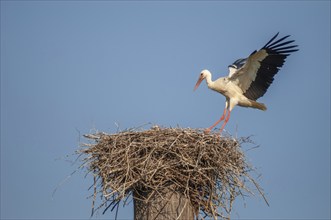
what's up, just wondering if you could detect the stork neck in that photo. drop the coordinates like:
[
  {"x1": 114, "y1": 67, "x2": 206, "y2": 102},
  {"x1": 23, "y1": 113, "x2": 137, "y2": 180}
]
[{"x1": 205, "y1": 73, "x2": 214, "y2": 88}]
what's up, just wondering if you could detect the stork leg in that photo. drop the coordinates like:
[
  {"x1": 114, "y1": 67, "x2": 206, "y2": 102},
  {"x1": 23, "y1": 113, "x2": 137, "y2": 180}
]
[
  {"x1": 219, "y1": 110, "x2": 231, "y2": 134},
  {"x1": 205, "y1": 108, "x2": 227, "y2": 133}
]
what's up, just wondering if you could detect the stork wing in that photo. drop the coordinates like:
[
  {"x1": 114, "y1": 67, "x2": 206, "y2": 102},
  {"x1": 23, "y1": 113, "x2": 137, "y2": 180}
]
[
  {"x1": 228, "y1": 58, "x2": 246, "y2": 77},
  {"x1": 229, "y1": 33, "x2": 298, "y2": 100}
]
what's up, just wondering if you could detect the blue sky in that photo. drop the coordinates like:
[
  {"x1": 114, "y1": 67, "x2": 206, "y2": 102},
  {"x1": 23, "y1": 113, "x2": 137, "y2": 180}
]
[{"x1": 1, "y1": 1, "x2": 330, "y2": 219}]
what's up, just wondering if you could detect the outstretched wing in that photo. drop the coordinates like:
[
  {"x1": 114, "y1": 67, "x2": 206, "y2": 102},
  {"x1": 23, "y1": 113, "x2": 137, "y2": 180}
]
[{"x1": 229, "y1": 33, "x2": 299, "y2": 100}]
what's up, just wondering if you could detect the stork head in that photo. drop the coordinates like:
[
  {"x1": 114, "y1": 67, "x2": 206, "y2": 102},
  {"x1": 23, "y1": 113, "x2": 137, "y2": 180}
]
[{"x1": 194, "y1": 69, "x2": 211, "y2": 91}]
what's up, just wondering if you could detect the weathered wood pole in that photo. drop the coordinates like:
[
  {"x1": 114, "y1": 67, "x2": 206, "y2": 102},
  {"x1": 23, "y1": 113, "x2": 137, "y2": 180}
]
[{"x1": 134, "y1": 189, "x2": 195, "y2": 220}]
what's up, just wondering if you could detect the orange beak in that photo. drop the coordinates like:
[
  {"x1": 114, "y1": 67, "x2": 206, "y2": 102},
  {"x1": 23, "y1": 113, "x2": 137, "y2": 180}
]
[{"x1": 194, "y1": 75, "x2": 204, "y2": 91}]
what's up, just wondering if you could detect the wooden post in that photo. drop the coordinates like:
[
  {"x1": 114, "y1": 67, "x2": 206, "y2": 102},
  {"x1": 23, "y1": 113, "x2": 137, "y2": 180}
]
[{"x1": 134, "y1": 189, "x2": 195, "y2": 220}]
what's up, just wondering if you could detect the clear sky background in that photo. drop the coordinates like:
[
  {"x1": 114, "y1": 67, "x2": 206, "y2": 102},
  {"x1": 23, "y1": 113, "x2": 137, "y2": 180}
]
[{"x1": 1, "y1": 1, "x2": 330, "y2": 219}]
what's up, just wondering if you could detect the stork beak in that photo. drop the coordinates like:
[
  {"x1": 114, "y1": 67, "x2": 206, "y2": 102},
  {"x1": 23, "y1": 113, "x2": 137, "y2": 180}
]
[{"x1": 194, "y1": 75, "x2": 204, "y2": 91}]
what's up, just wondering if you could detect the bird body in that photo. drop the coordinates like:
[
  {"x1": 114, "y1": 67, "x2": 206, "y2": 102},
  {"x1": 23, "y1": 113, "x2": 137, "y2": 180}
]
[
  {"x1": 197, "y1": 70, "x2": 267, "y2": 111},
  {"x1": 194, "y1": 33, "x2": 298, "y2": 133}
]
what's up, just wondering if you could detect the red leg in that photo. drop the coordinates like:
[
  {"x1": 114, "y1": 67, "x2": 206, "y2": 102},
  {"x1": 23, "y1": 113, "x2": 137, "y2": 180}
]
[
  {"x1": 205, "y1": 108, "x2": 227, "y2": 133},
  {"x1": 219, "y1": 110, "x2": 231, "y2": 134}
]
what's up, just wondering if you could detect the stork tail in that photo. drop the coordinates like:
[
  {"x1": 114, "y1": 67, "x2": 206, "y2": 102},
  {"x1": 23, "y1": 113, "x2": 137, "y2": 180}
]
[{"x1": 250, "y1": 100, "x2": 267, "y2": 111}]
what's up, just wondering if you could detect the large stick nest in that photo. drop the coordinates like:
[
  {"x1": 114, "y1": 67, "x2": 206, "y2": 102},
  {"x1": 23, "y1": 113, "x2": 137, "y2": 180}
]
[{"x1": 79, "y1": 126, "x2": 267, "y2": 219}]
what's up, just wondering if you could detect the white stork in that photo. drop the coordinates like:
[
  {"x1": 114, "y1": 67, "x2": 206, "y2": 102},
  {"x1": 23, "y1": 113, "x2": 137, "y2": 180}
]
[{"x1": 194, "y1": 33, "x2": 298, "y2": 134}]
